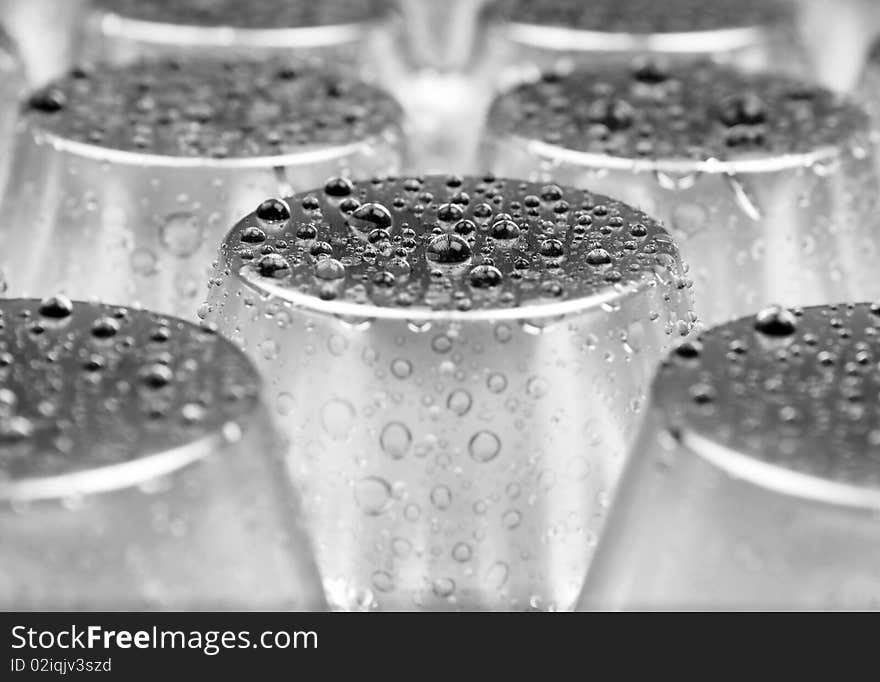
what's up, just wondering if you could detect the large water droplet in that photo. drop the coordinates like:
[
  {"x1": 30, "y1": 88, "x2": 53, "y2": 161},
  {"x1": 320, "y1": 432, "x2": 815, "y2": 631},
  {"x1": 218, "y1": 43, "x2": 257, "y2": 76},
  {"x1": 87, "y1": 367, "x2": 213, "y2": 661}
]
[{"x1": 469, "y1": 430, "x2": 501, "y2": 462}]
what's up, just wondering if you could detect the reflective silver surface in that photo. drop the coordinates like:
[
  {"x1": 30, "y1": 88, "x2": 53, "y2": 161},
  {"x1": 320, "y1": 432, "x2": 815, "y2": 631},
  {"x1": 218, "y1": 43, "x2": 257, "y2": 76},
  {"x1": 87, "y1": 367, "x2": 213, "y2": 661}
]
[
  {"x1": 0, "y1": 297, "x2": 325, "y2": 610},
  {"x1": 482, "y1": 61, "x2": 880, "y2": 326},
  {"x1": 0, "y1": 57, "x2": 405, "y2": 320},
  {"x1": 579, "y1": 303, "x2": 880, "y2": 610},
  {"x1": 204, "y1": 175, "x2": 694, "y2": 610}
]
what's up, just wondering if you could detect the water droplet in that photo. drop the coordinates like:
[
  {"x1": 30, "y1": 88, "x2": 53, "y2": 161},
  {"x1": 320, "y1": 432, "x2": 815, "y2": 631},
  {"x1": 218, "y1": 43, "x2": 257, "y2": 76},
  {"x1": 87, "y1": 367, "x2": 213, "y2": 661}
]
[
  {"x1": 380, "y1": 421, "x2": 412, "y2": 459},
  {"x1": 257, "y1": 253, "x2": 291, "y2": 278},
  {"x1": 452, "y1": 542, "x2": 473, "y2": 562},
  {"x1": 255, "y1": 198, "x2": 290, "y2": 224},
  {"x1": 502, "y1": 509, "x2": 521, "y2": 529},
  {"x1": 314, "y1": 258, "x2": 346, "y2": 280},
  {"x1": 371, "y1": 570, "x2": 394, "y2": 592},
  {"x1": 469, "y1": 430, "x2": 501, "y2": 462},
  {"x1": 431, "y1": 484, "x2": 453, "y2": 510},
  {"x1": 38, "y1": 295, "x2": 73, "y2": 319},
  {"x1": 350, "y1": 202, "x2": 392, "y2": 234},
  {"x1": 425, "y1": 233, "x2": 472, "y2": 267},
  {"x1": 160, "y1": 212, "x2": 203, "y2": 258},
  {"x1": 447, "y1": 389, "x2": 472, "y2": 416},
  {"x1": 324, "y1": 176, "x2": 354, "y2": 197},
  {"x1": 526, "y1": 376, "x2": 549, "y2": 398},
  {"x1": 586, "y1": 248, "x2": 612, "y2": 266},
  {"x1": 485, "y1": 561, "x2": 509, "y2": 590},
  {"x1": 391, "y1": 358, "x2": 413, "y2": 379},
  {"x1": 469, "y1": 264, "x2": 503, "y2": 288},
  {"x1": 354, "y1": 476, "x2": 392, "y2": 516},
  {"x1": 754, "y1": 305, "x2": 797, "y2": 337},
  {"x1": 432, "y1": 577, "x2": 456, "y2": 598},
  {"x1": 321, "y1": 398, "x2": 355, "y2": 441}
]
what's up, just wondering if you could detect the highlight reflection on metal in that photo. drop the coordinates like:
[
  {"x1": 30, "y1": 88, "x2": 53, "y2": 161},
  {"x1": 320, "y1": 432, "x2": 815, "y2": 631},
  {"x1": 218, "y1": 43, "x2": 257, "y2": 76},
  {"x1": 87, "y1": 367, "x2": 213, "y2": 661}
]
[
  {"x1": 802, "y1": 0, "x2": 880, "y2": 92},
  {"x1": 0, "y1": 297, "x2": 325, "y2": 610},
  {"x1": 81, "y1": 0, "x2": 394, "y2": 76},
  {"x1": 0, "y1": 25, "x2": 25, "y2": 196},
  {"x1": 0, "y1": 57, "x2": 404, "y2": 320},
  {"x1": 382, "y1": 1, "x2": 491, "y2": 174},
  {"x1": 204, "y1": 175, "x2": 694, "y2": 611},
  {"x1": 482, "y1": 61, "x2": 880, "y2": 326},
  {"x1": 0, "y1": 0, "x2": 86, "y2": 85},
  {"x1": 578, "y1": 303, "x2": 880, "y2": 610},
  {"x1": 856, "y1": 37, "x2": 880, "y2": 129},
  {"x1": 396, "y1": 0, "x2": 488, "y2": 72}
]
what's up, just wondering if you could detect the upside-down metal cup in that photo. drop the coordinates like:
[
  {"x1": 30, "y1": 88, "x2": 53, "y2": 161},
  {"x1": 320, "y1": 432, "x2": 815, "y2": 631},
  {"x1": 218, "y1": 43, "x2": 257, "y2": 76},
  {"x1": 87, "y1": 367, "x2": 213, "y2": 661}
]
[
  {"x1": 0, "y1": 297, "x2": 325, "y2": 610},
  {"x1": 203, "y1": 175, "x2": 695, "y2": 611},
  {"x1": 0, "y1": 57, "x2": 404, "y2": 320},
  {"x1": 482, "y1": 61, "x2": 880, "y2": 326},
  {"x1": 79, "y1": 0, "x2": 396, "y2": 79},
  {"x1": 484, "y1": 0, "x2": 809, "y2": 87},
  {"x1": 579, "y1": 303, "x2": 880, "y2": 610}
]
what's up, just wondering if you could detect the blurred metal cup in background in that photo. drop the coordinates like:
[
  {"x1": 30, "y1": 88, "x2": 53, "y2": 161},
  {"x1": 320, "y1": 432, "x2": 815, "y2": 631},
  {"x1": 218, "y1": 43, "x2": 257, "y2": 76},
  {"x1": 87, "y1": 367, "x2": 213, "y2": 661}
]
[
  {"x1": 80, "y1": 0, "x2": 396, "y2": 78},
  {"x1": 482, "y1": 61, "x2": 880, "y2": 326},
  {"x1": 484, "y1": 0, "x2": 810, "y2": 88},
  {"x1": 203, "y1": 175, "x2": 694, "y2": 610},
  {"x1": 0, "y1": 297, "x2": 325, "y2": 610},
  {"x1": 578, "y1": 303, "x2": 880, "y2": 610},
  {"x1": 0, "y1": 57, "x2": 405, "y2": 320}
]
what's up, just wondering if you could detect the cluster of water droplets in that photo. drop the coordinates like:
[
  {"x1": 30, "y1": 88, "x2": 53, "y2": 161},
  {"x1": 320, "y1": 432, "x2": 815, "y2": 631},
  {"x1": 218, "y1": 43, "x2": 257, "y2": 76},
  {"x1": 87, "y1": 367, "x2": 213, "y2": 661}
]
[
  {"x1": 0, "y1": 296, "x2": 259, "y2": 482},
  {"x1": 660, "y1": 302, "x2": 880, "y2": 486},
  {"x1": 26, "y1": 57, "x2": 402, "y2": 158},
  {"x1": 487, "y1": 59, "x2": 865, "y2": 160},
  {"x1": 212, "y1": 174, "x2": 688, "y2": 313}
]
